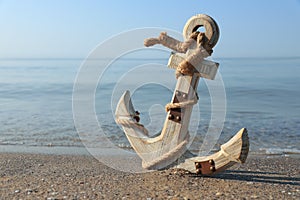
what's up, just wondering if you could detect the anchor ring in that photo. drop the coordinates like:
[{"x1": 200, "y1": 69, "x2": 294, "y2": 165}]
[{"x1": 183, "y1": 14, "x2": 220, "y2": 48}]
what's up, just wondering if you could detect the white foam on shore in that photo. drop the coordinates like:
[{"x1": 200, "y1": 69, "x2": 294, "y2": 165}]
[
  {"x1": 0, "y1": 144, "x2": 89, "y2": 155},
  {"x1": 0, "y1": 144, "x2": 135, "y2": 156},
  {"x1": 260, "y1": 148, "x2": 300, "y2": 155}
]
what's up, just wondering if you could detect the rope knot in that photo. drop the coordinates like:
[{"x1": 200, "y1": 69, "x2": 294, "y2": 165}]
[{"x1": 175, "y1": 32, "x2": 213, "y2": 78}]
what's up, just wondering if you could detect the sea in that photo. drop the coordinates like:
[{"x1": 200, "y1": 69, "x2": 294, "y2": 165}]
[{"x1": 0, "y1": 57, "x2": 299, "y2": 156}]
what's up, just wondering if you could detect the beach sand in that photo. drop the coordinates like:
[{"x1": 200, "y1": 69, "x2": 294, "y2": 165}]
[{"x1": 0, "y1": 153, "x2": 299, "y2": 199}]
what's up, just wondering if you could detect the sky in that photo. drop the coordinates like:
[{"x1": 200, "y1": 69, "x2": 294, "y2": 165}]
[{"x1": 0, "y1": 0, "x2": 299, "y2": 59}]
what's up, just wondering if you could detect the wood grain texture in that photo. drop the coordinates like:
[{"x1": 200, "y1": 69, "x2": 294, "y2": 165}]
[
  {"x1": 175, "y1": 128, "x2": 249, "y2": 175},
  {"x1": 115, "y1": 74, "x2": 200, "y2": 170}
]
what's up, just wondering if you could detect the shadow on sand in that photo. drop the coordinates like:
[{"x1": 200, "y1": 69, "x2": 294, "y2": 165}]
[{"x1": 203, "y1": 170, "x2": 300, "y2": 186}]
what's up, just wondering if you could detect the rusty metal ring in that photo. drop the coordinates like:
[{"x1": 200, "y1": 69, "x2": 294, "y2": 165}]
[{"x1": 183, "y1": 14, "x2": 220, "y2": 48}]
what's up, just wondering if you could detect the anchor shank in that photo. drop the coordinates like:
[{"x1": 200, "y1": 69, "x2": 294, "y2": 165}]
[{"x1": 166, "y1": 74, "x2": 200, "y2": 142}]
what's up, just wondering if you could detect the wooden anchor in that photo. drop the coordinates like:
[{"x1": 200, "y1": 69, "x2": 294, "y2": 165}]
[{"x1": 115, "y1": 14, "x2": 249, "y2": 175}]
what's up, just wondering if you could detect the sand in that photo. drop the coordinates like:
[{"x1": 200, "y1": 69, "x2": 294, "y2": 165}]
[{"x1": 0, "y1": 153, "x2": 299, "y2": 200}]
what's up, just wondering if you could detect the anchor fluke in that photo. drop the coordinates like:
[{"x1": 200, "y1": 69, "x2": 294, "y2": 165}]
[{"x1": 115, "y1": 90, "x2": 148, "y2": 138}]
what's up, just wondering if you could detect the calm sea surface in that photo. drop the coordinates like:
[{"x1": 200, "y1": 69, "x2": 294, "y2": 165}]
[{"x1": 0, "y1": 57, "x2": 299, "y2": 155}]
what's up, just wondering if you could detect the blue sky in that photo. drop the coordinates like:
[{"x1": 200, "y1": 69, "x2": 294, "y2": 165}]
[{"x1": 0, "y1": 0, "x2": 299, "y2": 58}]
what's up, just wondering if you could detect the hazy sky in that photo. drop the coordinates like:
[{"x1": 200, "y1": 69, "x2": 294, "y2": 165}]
[{"x1": 0, "y1": 0, "x2": 299, "y2": 58}]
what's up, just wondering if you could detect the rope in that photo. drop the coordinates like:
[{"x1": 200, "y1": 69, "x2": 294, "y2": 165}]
[
  {"x1": 144, "y1": 32, "x2": 193, "y2": 53},
  {"x1": 142, "y1": 132, "x2": 190, "y2": 170},
  {"x1": 165, "y1": 97, "x2": 198, "y2": 112},
  {"x1": 115, "y1": 117, "x2": 149, "y2": 136},
  {"x1": 144, "y1": 31, "x2": 214, "y2": 79},
  {"x1": 176, "y1": 32, "x2": 212, "y2": 78}
]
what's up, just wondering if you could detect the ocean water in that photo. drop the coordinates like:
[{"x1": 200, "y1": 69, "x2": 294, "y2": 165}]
[{"x1": 0, "y1": 57, "x2": 299, "y2": 156}]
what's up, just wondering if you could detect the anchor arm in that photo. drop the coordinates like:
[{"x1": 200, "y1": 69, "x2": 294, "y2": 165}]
[
  {"x1": 174, "y1": 128, "x2": 249, "y2": 175},
  {"x1": 115, "y1": 75, "x2": 199, "y2": 170}
]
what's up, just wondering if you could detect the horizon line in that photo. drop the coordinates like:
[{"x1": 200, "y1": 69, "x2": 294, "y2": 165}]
[{"x1": 0, "y1": 56, "x2": 299, "y2": 61}]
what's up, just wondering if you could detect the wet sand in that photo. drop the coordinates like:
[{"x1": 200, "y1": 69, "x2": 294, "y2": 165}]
[{"x1": 0, "y1": 153, "x2": 299, "y2": 199}]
